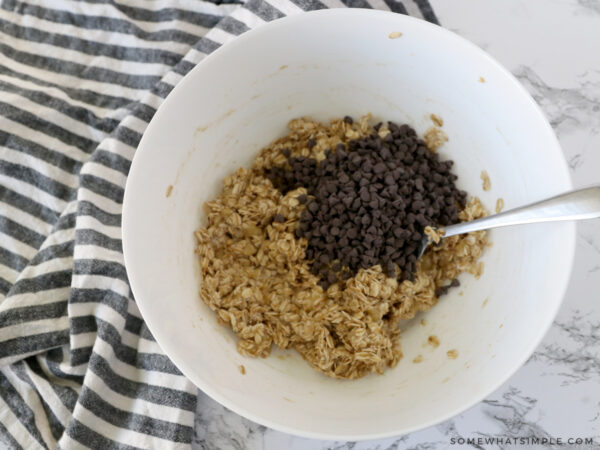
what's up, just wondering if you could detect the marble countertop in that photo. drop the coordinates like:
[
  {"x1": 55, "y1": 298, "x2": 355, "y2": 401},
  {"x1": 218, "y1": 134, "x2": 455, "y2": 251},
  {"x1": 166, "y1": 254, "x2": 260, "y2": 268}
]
[{"x1": 193, "y1": 0, "x2": 600, "y2": 448}]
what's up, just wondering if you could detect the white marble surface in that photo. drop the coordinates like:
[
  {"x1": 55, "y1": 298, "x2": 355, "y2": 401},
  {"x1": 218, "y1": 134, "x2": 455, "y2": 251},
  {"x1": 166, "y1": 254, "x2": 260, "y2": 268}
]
[{"x1": 193, "y1": 1, "x2": 600, "y2": 448}]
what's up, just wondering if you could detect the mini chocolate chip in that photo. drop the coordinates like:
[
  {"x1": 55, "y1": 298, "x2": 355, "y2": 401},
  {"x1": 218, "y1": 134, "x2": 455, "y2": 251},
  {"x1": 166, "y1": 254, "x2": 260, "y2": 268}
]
[
  {"x1": 373, "y1": 162, "x2": 387, "y2": 174},
  {"x1": 267, "y1": 119, "x2": 468, "y2": 284}
]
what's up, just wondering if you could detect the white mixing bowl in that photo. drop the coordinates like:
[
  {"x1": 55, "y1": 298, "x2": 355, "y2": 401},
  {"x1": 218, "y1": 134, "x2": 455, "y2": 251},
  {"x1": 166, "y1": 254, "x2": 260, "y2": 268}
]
[{"x1": 122, "y1": 9, "x2": 574, "y2": 440}]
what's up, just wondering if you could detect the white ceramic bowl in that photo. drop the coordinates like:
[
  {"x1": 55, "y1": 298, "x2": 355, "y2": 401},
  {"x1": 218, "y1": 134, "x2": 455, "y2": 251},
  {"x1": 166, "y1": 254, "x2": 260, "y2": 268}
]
[{"x1": 123, "y1": 9, "x2": 574, "y2": 440}]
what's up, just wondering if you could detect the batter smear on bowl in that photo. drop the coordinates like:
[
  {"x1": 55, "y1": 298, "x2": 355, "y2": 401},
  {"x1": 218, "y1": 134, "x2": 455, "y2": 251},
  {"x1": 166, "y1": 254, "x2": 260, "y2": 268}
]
[{"x1": 194, "y1": 115, "x2": 487, "y2": 379}]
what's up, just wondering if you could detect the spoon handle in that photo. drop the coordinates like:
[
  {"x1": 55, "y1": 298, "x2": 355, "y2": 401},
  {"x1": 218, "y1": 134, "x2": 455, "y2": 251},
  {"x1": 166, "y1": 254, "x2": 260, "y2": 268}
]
[{"x1": 444, "y1": 185, "x2": 600, "y2": 237}]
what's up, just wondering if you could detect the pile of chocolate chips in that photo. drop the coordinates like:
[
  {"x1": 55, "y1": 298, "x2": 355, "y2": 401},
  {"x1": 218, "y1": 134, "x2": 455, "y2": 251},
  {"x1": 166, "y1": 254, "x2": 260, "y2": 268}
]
[{"x1": 266, "y1": 117, "x2": 467, "y2": 289}]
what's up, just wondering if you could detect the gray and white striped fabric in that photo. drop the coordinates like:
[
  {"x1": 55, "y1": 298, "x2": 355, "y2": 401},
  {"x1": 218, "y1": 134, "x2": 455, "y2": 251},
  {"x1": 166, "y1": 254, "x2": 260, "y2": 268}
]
[{"x1": 0, "y1": 0, "x2": 437, "y2": 448}]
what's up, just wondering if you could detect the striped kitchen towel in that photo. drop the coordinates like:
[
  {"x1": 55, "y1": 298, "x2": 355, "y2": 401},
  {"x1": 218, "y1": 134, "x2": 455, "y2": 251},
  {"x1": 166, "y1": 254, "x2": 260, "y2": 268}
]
[{"x1": 0, "y1": 0, "x2": 438, "y2": 448}]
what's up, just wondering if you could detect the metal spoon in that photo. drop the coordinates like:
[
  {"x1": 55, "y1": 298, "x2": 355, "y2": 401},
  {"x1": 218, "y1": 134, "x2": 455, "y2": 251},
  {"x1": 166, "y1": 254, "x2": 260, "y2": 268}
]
[{"x1": 418, "y1": 185, "x2": 600, "y2": 258}]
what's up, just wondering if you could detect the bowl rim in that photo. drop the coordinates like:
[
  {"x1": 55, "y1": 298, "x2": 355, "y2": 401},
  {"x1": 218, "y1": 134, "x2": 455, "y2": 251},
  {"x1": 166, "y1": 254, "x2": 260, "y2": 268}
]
[{"x1": 122, "y1": 8, "x2": 575, "y2": 441}]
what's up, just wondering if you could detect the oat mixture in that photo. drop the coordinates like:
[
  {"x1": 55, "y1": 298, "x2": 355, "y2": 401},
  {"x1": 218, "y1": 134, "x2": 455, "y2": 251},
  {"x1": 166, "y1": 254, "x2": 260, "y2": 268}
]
[
  {"x1": 430, "y1": 113, "x2": 444, "y2": 127},
  {"x1": 423, "y1": 126, "x2": 448, "y2": 151},
  {"x1": 447, "y1": 349, "x2": 459, "y2": 359},
  {"x1": 195, "y1": 116, "x2": 487, "y2": 379},
  {"x1": 427, "y1": 335, "x2": 440, "y2": 348},
  {"x1": 496, "y1": 197, "x2": 504, "y2": 213},
  {"x1": 480, "y1": 170, "x2": 491, "y2": 191}
]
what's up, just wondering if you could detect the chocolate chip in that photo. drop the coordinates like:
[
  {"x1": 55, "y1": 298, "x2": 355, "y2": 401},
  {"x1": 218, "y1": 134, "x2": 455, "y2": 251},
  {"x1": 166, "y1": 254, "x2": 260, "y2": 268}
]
[
  {"x1": 267, "y1": 119, "x2": 467, "y2": 284},
  {"x1": 274, "y1": 214, "x2": 285, "y2": 223},
  {"x1": 373, "y1": 162, "x2": 387, "y2": 174},
  {"x1": 343, "y1": 116, "x2": 354, "y2": 124}
]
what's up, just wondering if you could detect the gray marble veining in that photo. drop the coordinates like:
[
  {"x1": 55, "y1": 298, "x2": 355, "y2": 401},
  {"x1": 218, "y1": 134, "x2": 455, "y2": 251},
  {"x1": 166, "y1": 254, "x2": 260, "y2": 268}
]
[
  {"x1": 577, "y1": 0, "x2": 600, "y2": 15},
  {"x1": 193, "y1": 0, "x2": 600, "y2": 448},
  {"x1": 533, "y1": 311, "x2": 600, "y2": 385},
  {"x1": 512, "y1": 66, "x2": 600, "y2": 136}
]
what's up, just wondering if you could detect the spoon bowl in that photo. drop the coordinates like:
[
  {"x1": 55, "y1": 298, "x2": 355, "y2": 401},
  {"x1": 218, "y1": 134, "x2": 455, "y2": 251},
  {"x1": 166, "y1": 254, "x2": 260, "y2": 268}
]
[{"x1": 419, "y1": 185, "x2": 600, "y2": 258}]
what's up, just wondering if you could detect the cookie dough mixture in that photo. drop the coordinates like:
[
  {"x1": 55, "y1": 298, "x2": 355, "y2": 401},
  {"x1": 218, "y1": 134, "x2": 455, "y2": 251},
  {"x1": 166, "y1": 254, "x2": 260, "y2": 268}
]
[{"x1": 195, "y1": 116, "x2": 487, "y2": 379}]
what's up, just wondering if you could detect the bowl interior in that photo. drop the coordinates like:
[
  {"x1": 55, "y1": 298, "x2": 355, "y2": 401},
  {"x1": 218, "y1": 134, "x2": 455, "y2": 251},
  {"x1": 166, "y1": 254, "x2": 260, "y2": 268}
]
[{"x1": 123, "y1": 10, "x2": 574, "y2": 440}]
